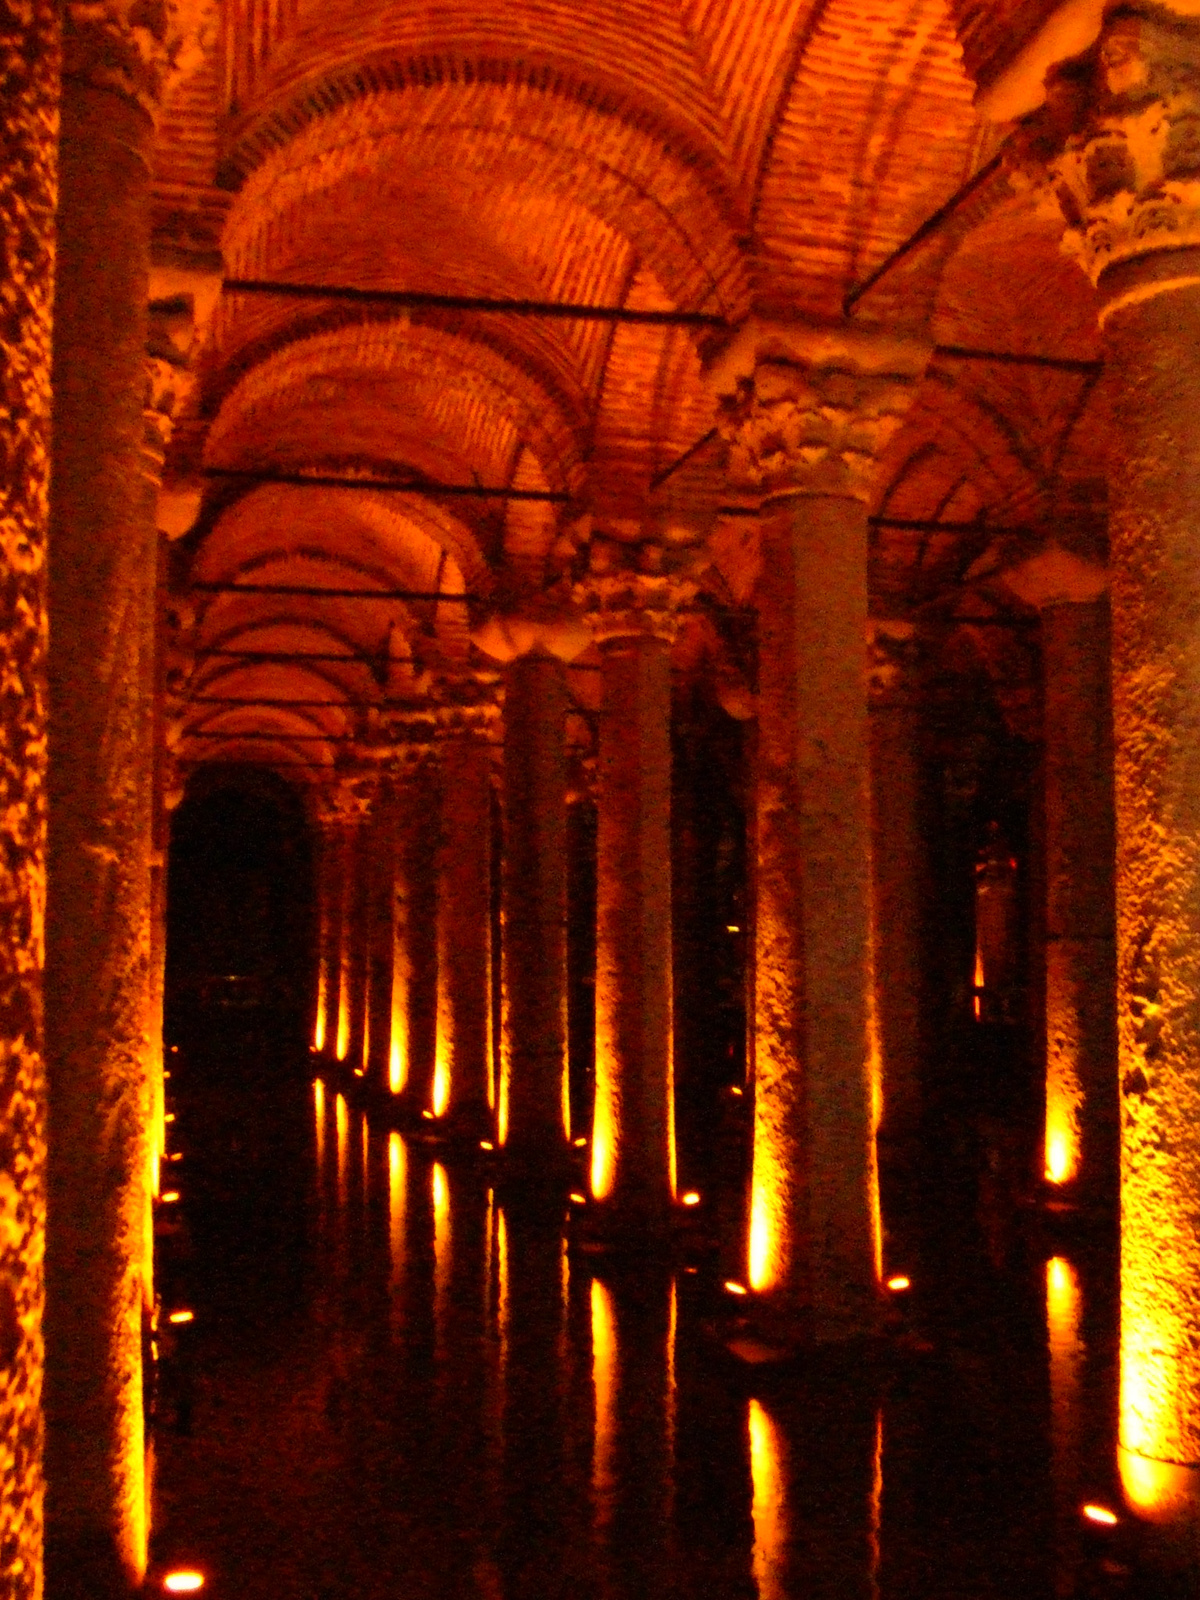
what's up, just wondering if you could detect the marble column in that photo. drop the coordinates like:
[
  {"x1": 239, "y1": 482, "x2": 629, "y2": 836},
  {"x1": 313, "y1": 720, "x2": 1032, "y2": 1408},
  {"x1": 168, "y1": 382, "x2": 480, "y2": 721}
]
[
  {"x1": 1032, "y1": 5, "x2": 1200, "y2": 1553},
  {"x1": 364, "y1": 774, "x2": 400, "y2": 1091},
  {"x1": 433, "y1": 699, "x2": 497, "y2": 1138},
  {"x1": 868, "y1": 621, "x2": 926, "y2": 1179},
  {"x1": 311, "y1": 801, "x2": 344, "y2": 1057},
  {"x1": 44, "y1": 6, "x2": 204, "y2": 1589},
  {"x1": 499, "y1": 651, "x2": 570, "y2": 1168},
  {"x1": 390, "y1": 748, "x2": 440, "y2": 1109},
  {"x1": 999, "y1": 548, "x2": 1117, "y2": 1208},
  {"x1": 0, "y1": 3, "x2": 58, "y2": 1595},
  {"x1": 711, "y1": 319, "x2": 928, "y2": 1342},
  {"x1": 578, "y1": 570, "x2": 691, "y2": 1238},
  {"x1": 344, "y1": 778, "x2": 378, "y2": 1078}
]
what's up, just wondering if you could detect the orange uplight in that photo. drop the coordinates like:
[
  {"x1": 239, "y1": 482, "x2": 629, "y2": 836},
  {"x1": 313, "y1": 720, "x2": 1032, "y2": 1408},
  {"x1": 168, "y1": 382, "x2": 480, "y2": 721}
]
[
  {"x1": 168, "y1": 1310, "x2": 194, "y2": 1325},
  {"x1": 573, "y1": 1136, "x2": 588, "y2": 1147},
  {"x1": 727, "y1": 925, "x2": 740, "y2": 933},
  {"x1": 165, "y1": 1112, "x2": 176, "y2": 1123},
  {"x1": 432, "y1": 1054, "x2": 449, "y2": 1119},
  {"x1": 421, "y1": 1108, "x2": 434, "y2": 1120},
  {"x1": 480, "y1": 1140, "x2": 494, "y2": 1151},
  {"x1": 886, "y1": 1275, "x2": 911, "y2": 1292},
  {"x1": 725, "y1": 1280, "x2": 748, "y2": 1296},
  {"x1": 1083, "y1": 1504, "x2": 1118, "y2": 1526},
  {"x1": 161, "y1": 1192, "x2": 180, "y2": 1204},
  {"x1": 163, "y1": 1573, "x2": 204, "y2": 1594},
  {"x1": 569, "y1": 1192, "x2": 586, "y2": 1205},
  {"x1": 681, "y1": 1191, "x2": 701, "y2": 1206}
]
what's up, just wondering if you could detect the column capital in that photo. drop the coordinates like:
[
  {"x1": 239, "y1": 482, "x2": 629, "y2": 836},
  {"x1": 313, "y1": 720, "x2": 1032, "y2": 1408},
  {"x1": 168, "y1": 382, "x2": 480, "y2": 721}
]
[
  {"x1": 64, "y1": 0, "x2": 217, "y2": 120},
  {"x1": 708, "y1": 317, "x2": 931, "y2": 503},
  {"x1": 471, "y1": 591, "x2": 592, "y2": 664},
  {"x1": 430, "y1": 676, "x2": 502, "y2": 743},
  {"x1": 1018, "y1": 5, "x2": 1200, "y2": 312},
  {"x1": 574, "y1": 542, "x2": 698, "y2": 645},
  {"x1": 867, "y1": 619, "x2": 924, "y2": 704}
]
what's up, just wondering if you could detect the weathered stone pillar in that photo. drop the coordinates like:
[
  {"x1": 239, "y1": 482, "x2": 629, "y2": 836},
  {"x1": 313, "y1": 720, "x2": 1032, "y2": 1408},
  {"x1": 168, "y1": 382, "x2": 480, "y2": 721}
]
[
  {"x1": 344, "y1": 778, "x2": 378, "y2": 1077},
  {"x1": 1028, "y1": 5, "x2": 1200, "y2": 1553},
  {"x1": 311, "y1": 800, "x2": 344, "y2": 1056},
  {"x1": 998, "y1": 549, "x2": 1116, "y2": 1208},
  {"x1": 472, "y1": 605, "x2": 591, "y2": 1170},
  {"x1": 0, "y1": 3, "x2": 58, "y2": 1595},
  {"x1": 577, "y1": 569, "x2": 691, "y2": 1237},
  {"x1": 391, "y1": 746, "x2": 440, "y2": 1107},
  {"x1": 45, "y1": 5, "x2": 210, "y2": 1589},
  {"x1": 364, "y1": 774, "x2": 399, "y2": 1091},
  {"x1": 711, "y1": 320, "x2": 928, "y2": 1342},
  {"x1": 500, "y1": 651, "x2": 569, "y2": 1163},
  {"x1": 868, "y1": 621, "x2": 926, "y2": 1179},
  {"x1": 432, "y1": 695, "x2": 497, "y2": 1137}
]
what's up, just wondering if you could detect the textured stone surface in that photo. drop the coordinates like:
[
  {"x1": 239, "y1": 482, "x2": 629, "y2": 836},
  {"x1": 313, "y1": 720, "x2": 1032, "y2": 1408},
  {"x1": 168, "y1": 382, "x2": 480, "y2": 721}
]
[{"x1": 0, "y1": 4, "x2": 56, "y2": 1597}]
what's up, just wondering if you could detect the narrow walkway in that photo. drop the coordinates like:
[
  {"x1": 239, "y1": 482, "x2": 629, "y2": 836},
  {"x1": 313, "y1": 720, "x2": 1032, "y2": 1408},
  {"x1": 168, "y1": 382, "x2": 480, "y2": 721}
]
[{"x1": 150, "y1": 1036, "x2": 1131, "y2": 1600}]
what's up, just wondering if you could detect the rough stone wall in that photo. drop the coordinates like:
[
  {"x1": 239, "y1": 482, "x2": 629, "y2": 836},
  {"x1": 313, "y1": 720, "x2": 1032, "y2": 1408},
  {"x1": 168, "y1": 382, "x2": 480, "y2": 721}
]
[{"x1": 0, "y1": 3, "x2": 57, "y2": 1596}]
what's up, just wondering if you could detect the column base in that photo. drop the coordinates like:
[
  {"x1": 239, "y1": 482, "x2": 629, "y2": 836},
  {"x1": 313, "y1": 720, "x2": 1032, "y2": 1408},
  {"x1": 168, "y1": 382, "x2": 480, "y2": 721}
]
[{"x1": 1120, "y1": 1449, "x2": 1200, "y2": 1584}]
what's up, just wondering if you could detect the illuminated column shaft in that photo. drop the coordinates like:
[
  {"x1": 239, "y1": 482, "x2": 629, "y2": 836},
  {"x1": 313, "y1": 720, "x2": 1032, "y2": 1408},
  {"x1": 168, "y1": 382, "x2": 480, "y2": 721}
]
[
  {"x1": 0, "y1": 4, "x2": 57, "y2": 1595},
  {"x1": 1042, "y1": 600, "x2": 1116, "y2": 1207},
  {"x1": 365, "y1": 778, "x2": 399, "y2": 1089},
  {"x1": 43, "y1": 8, "x2": 185, "y2": 1584},
  {"x1": 311, "y1": 806, "x2": 343, "y2": 1055},
  {"x1": 434, "y1": 706, "x2": 495, "y2": 1133},
  {"x1": 344, "y1": 790, "x2": 376, "y2": 1074},
  {"x1": 582, "y1": 573, "x2": 687, "y2": 1235},
  {"x1": 501, "y1": 651, "x2": 569, "y2": 1164},
  {"x1": 1035, "y1": 12, "x2": 1200, "y2": 1524},
  {"x1": 868, "y1": 626, "x2": 925, "y2": 1167},
  {"x1": 393, "y1": 752, "x2": 439, "y2": 1107},
  {"x1": 712, "y1": 320, "x2": 928, "y2": 1339}
]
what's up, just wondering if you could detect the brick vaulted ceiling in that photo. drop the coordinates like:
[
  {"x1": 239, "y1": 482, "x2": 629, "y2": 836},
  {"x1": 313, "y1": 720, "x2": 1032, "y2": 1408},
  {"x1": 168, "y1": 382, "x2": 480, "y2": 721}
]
[{"x1": 153, "y1": 0, "x2": 1109, "y2": 772}]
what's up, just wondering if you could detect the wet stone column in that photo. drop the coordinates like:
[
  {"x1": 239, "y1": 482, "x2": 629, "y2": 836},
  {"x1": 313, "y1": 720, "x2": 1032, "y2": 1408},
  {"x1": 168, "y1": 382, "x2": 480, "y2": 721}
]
[
  {"x1": 1035, "y1": 6, "x2": 1200, "y2": 1554},
  {"x1": 0, "y1": 3, "x2": 58, "y2": 1596},
  {"x1": 711, "y1": 319, "x2": 928, "y2": 1342},
  {"x1": 391, "y1": 747, "x2": 439, "y2": 1108},
  {"x1": 578, "y1": 570, "x2": 691, "y2": 1239},
  {"x1": 343, "y1": 775, "x2": 380, "y2": 1078},
  {"x1": 364, "y1": 773, "x2": 400, "y2": 1091},
  {"x1": 310, "y1": 801, "x2": 345, "y2": 1057},
  {"x1": 868, "y1": 622, "x2": 926, "y2": 1187},
  {"x1": 1041, "y1": 599, "x2": 1116, "y2": 1211},
  {"x1": 433, "y1": 698, "x2": 497, "y2": 1139},
  {"x1": 45, "y1": 5, "x2": 207, "y2": 1592},
  {"x1": 500, "y1": 650, "x2": 570, "y2": 1169}
]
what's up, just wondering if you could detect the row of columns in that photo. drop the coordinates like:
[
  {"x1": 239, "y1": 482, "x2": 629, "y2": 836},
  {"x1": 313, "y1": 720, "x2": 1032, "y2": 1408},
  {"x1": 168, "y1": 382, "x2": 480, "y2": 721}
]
[{"x1": 8, "y1": 4, "x2": 1200, "y2": 1591}]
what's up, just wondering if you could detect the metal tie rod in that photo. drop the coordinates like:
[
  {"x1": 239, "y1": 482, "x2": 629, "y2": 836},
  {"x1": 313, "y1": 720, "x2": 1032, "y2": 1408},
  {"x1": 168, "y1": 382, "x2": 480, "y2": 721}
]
[
  {"x1": 223, "y1": 277, "x2": 727, "y2": 328},
  {"x1": 192, "y1": 580, "x2": 473, "y2": 601},
  {"x1": 203, "y1": 466, "x2": 569, "y2": 502}
]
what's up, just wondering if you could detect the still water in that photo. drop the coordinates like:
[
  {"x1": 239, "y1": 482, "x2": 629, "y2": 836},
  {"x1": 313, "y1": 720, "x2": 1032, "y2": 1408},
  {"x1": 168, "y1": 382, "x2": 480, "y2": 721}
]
[{"x1": 151, "y1": 1041, "x2": 1143, "y2": 1600}]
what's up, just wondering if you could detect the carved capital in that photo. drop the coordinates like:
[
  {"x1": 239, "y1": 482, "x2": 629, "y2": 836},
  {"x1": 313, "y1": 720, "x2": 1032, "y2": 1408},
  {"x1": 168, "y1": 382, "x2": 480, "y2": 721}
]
[
  {"x1": 709, "y1": 318, "x2": 930, "y2": 503},
  {"x1": 867, "y1": 620, "x2": 923, "y2": 704},
  {"x1": 574, "y1": 567, "x2": 697, "y2": 646},
  {"x1": 1019, "y1": 6, "x2": 1200, "y2": 303},
  {"x1": 64, "y1": 0, "x2": 217, "y2": 118},
  {"x1": 430, "y1": 676, "x2": 502, "y2": 742}
]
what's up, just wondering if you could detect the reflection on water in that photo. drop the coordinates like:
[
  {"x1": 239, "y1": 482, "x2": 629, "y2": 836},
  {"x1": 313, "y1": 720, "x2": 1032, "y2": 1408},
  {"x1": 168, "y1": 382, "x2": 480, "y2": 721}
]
[{"x1": 152, "y1": 1060, "x2": 1147, "y2": 1600}]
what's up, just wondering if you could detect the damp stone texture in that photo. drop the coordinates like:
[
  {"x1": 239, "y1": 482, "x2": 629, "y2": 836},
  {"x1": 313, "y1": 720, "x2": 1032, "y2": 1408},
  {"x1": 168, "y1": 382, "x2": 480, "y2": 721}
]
[
  {"x1": 0, "y1": 2, "x2": 57, "y2": 1597},
  {"x1": 712, "y1": 318, "x2": 929, "y2": 1343}
]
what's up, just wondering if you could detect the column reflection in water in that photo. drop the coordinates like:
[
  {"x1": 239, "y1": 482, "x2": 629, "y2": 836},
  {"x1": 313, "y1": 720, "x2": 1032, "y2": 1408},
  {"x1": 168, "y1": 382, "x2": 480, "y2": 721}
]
[
  {"x1": 588, "y1": 1270, "x2": 676, "y2": 1599},
  {"x1": 388, "y1": 1131, "x2": 406, "y2": 1301},
  {"x1": 1048, "y1": 1255, "x2": 1084, "y2": 1598},
  {"x1": 432, "y1": 1161, "x2": 451, "y2": 1341},
  {"x1": 499, "y1": 1207, "x2": 584, "y2": 1594},
  {"x1": 334, "y1": 1092, "x2": 349, "y2": 1243},
  {"x1": 746, "y1": 1378, "x2": 881, "y2": 1600}
]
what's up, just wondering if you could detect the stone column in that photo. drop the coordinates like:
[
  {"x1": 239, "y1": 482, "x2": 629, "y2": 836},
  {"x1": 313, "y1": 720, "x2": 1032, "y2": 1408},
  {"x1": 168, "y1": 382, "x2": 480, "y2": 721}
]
[
  {"x1": 499, "y1": 652, "x2": 570, "y2": 1164},
  {"x1": 1028, "y1": 5, "x2": 1200, "y2": 1551},
  {"x1": 310, "y1": 801, "x2": 345, "y2": 1057},
  {"x1": 45, "y1": 6, "x2": 210, "y2": 1590},
  {"x1": 577, "y1": 568, "x2": 692, "y2": 1238},
  {"x1": 363, "y1": 774, "x2": 399, "y2": 1091},
  {"x1": 391, "y1": 747, "x2": 440, "y2": 1108},
  {"x1": 0, "y1": 4, "x2": 58, "y2": 1596},
  {"x1": 710, "y1": 320, "x2": 928, "y2": 1342},
  {"x1": 343, "y1": 777, "x2": 378, "y2": 1078},
  {"x1": 998, "y1": 549, "x2": 1117, "y2": 1209},
  {"x1": 868, "y1": 621, "x2": 926, "y2": 1183},
  {"x1": 432, "y1": 697, "x2": 497, "y2": 1139}
]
